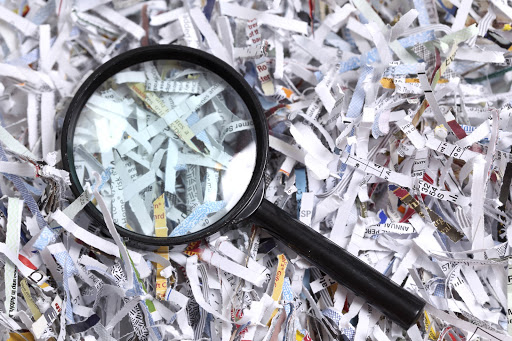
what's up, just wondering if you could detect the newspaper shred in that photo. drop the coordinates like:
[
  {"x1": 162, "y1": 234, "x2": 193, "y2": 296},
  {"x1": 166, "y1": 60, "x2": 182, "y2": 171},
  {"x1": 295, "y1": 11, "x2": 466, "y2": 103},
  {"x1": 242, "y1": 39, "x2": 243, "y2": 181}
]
[{"x1": 1, "y1": 0, "x2": 512, "y2": 340}]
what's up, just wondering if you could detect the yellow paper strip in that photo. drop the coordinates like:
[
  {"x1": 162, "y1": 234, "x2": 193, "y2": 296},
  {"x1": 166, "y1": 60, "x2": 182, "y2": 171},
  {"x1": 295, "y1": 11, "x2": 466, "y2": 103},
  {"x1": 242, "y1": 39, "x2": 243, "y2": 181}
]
[
  {"x1": 380, "y1": 77, "x2": 449, "y2": 89},
  {"x1": 424, "y1": 310, "x2": 439, "y2": 339},
  {"x1": 153, "y1": 194, "x2": 168, "y2": 300},
  {"x1": 8, "y1": 332, "x2": 35, "y2": 341},
  {"x1": 129, "y1": 82, "x2": 168, "y2": 116},
  {"x1": 20, "y1": 279, "x2": 42, "y2": 319},
  {"x1": 129, "y1": 83, "x2": 200, "y2": 153},
  {"x1": 268, "y1": 254, "x2": 288, "y2": 324},
  {"x1": 271, "y1": 254, "x2": 288, "y2": 301}
]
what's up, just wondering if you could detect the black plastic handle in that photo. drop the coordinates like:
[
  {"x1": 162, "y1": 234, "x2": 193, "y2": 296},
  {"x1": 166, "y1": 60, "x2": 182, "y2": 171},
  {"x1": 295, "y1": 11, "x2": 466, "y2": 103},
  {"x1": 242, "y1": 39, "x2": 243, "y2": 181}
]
[{"x1": 251, "y1": 198, "x2": 425, "y2": 330}]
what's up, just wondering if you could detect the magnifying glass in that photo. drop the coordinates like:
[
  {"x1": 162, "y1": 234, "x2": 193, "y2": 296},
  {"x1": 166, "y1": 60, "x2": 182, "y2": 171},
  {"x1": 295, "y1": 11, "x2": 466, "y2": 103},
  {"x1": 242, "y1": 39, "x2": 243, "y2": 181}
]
[{"x1": 61, "y1": 45, "x2": 424, "y2": 330}]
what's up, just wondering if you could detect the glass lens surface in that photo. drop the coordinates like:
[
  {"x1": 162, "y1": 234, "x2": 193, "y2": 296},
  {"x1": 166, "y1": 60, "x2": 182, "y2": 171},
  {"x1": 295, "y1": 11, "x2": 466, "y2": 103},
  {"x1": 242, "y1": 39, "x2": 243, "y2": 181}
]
[{"x1": 72, "y1": 60, "x2": 257, "y2": 237}]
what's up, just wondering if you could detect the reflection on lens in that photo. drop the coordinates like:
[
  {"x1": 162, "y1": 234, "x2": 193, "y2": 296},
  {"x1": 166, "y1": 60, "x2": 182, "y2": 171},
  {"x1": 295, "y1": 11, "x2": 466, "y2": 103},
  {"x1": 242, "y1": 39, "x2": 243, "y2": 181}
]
[{"x1": 72, "y1": 60, "x2": 257, "y2": 237}]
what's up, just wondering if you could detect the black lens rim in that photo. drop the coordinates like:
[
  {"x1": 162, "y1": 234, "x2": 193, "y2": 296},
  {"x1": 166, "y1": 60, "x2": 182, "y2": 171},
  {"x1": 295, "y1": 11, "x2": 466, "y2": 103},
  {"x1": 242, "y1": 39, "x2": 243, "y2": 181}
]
[{"x1": 61, "y1": 45, "x2": 269, "y2": 246}]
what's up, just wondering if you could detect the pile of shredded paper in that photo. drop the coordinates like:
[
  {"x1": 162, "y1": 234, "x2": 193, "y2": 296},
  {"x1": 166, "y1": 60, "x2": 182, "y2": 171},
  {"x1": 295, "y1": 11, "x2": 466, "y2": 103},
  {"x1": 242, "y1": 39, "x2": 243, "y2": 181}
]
[{"x1": 2, "y1": 0, "x2": 512, "y2": 340}]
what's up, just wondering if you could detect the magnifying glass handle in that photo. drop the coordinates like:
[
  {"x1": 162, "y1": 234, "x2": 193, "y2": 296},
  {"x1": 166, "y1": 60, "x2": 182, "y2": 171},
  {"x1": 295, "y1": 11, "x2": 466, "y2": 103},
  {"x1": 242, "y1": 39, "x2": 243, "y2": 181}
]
[{"x1": 251, "y1": 198, "x2": 425, "y2": 330}]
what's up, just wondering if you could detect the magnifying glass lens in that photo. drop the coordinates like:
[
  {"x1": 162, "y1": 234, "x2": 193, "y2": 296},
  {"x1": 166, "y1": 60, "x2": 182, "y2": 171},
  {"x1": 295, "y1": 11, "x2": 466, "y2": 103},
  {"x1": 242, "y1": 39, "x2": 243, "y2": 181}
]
[{"x1": 72, "y1": 60, "x2": 257, "y2": 237}]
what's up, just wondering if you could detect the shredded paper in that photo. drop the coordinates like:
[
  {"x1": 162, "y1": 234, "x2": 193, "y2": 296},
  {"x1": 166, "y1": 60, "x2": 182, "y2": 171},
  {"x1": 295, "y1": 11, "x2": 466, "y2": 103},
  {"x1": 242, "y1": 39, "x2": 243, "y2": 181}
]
[{"x1": 2, "y1": 0, "x2": 512, "y2": 340}]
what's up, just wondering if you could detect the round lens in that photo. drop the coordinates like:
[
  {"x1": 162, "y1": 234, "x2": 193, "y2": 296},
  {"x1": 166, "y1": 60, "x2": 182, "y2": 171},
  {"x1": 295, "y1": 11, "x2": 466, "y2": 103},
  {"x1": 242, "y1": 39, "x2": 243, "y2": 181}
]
[{"x1": 70, "y1": 59, "x2": 257, "y2": 238}]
